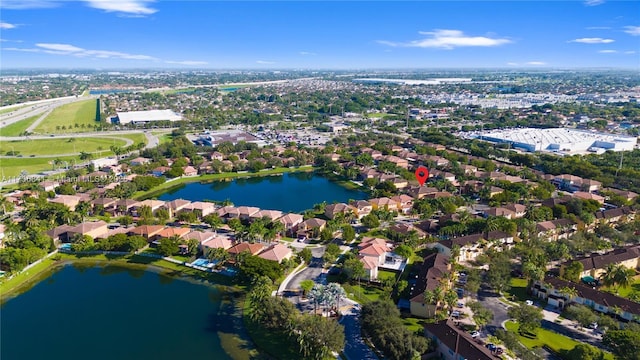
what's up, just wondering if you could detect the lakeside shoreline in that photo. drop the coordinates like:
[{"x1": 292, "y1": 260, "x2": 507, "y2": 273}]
[{"x1": 133, "y1": 166, "x2": 318, "y2": 200}]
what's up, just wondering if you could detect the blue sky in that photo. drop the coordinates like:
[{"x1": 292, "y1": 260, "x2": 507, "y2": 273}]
[{"x1": 1, "y1": 0, "x2": 639, "y2": 69}]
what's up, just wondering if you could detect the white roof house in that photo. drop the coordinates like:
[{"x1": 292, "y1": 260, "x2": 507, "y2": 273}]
[{"x1": 114, "y1": 110, "x2": 182, "y2": 125}]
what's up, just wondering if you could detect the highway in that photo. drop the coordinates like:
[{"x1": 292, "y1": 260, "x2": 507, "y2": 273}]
[{"x1": 0, "y1": 95, "x2": 97, "y2": 131}]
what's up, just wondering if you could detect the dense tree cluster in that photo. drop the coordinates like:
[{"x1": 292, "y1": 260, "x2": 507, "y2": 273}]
[{"x1": 360, "y1": 300, "x2": 430, "y2": 360}]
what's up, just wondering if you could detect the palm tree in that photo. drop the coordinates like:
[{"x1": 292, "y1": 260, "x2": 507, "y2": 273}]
[{"x1": 558, "y1": 286, "x2": 578, "y2": 307}]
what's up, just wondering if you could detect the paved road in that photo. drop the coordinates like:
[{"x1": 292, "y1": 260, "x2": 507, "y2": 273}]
[
  {"x1": 0, "y1": 95, "x2": 96, "y2": 131},
  {"x1": 285, "y1": 248, "x2": 326, "y2": 291},
  {"x1": 341, "y1": 305, "x2": 379, "y2": 360},
  {"x1": 477, "y1": 286, "x2": 511, "y2": 335}
]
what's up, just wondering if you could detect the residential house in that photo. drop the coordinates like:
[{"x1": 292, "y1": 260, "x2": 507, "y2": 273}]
[
  {"x1": 504, "y1": 204, "x2": 527, "y2": 218},
  {"x1": 369, "y1": 197, "x2": 399, "y2": 211},
  {"x1": 39, "y1": 180, "x2": 60, "y2": 192},
  {"x1": 277, "y1": 213, "x2": 305, "y2": 236},
  {"x1": 46, "y1": 224, "x2": 75, "y2": 242},
  {"x1": 163, "y1": 199, "x2": 192, "y2": 218},
  {"x1": 380, "y1": 155, "x2": 409, "y2": 169},
  {"x1": 358, "y1": 237, "x2": 390, "y2": 280},
  {"x1": 182, "y1": 166, "x2": 198, "y2": 177},
  {"x1": 595, "y1": 207, "x2": 635, "y2": 225},
  {"x1": 409, "y1": 253, "x2": 450, "y2": 318},
  {"x1": 184, "y1": 230, "x2": 217, "y2": 247},
  {"x1": 181, "y1": 201, "x2": 216, "y2": 218},
  {"x1": 251, "y1": 209, "x2": 284, "y2": 222},
  {"x1": 606, "y1": 188, "x2": 638, "y2": 202},
  {"x1": 138, "y1": 199, "x2": 166, "y2": 214},
  {"x1": 128, "y1": 225, "x2": 165, "y2": 241},
  {"x1": 483, "y1": 207, "x2": 516, "y2": 219},
  {"x1": 151, "y1": 166, "x2": 171, "y2": 177},
  {"x1": 258, "y1": 243, "x2": 293, "y2": 263},
  {"x1": 573, "y1": 191, "x2": 605, "y2": 204},
  {"x1": 407, "y1": 186, "x2": 439, "y2": 199},
  {"x1": 49, "y1": 195, "x2": 82, "y2": 211},
  {"x1": 155, "y1": 227, "x2": 191, "y2": 241},
  {"x1": 201, "y1": 235, "x2": 234, "y2": 251},
  {"x1": 390, "y1": 194, "x2": 414, "y2": 214},
  {"x1": 324, "y1": 203, "x2": 356, "y2": 220},
  {"x1": 563, "y1": 245, "x2": 640, "y2": 280},
  {"x1": 297, "y1": 218, "x2": 327, "y2": 239},
  {"x1": 388, "y1": 223, "x2": 426, "y2": 239},
  {"x1": 115, "y1": 199, "x2": 141, "y2": 216},
  {"x1": 532, "y1": 277, "x2": 640, "y2": 321},
  {"x1": 227, "y1": 242, "x2": 266, "y2": 257},
  {"x1": 536, "y1": 219, "x2": 578, "y2": 241},
  {"x1": 424, "y1": 320, "x2": 497, "y2": 360},
  {"x1": 130, "y1": 157, "x2": 151, "y2": 166},
  {"x1": 350, "y1": 200, "x2": 373, "y2": 219},
  {"x1": 235, "y1": 206, "x2": 261, "y2": 221},
  {"x1": 66, "y1": 221, "x2": 109, "y2": 241},
  {"x1": 91, "y1": 197, "x2": 117, "y2": 213}
]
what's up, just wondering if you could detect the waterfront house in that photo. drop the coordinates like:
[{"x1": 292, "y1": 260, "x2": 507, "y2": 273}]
[
  {"x1": 228, "y1": 242, "x2": 266, "y2": 257},
  {"x1": 163, "y1": 199, "x2": 192, "y2": 218},
  {"x1": 258, "y1": 243, "x2": 293, "y2": 263},
  {"x1": 297, "y1": 218, "x2": 327, "y2": 239},
  {"x1": 349, "y1": 200, "x2": 372, "y2": 219},
  {"x1": 276, "y1": 213, "x2": 305, "y2": 236},
  {"x1": 251, "y1": 209, "x2": 284, "y2": 222},
  {"x1": 324, "y1": 203, "x2": 356, "y2": 220},
  {"x1": 128, "y1": 225, "x2": 165, "y2": 241},
  {"x1": 181, "y1": 201, "x2": 216, "y2": 218}
]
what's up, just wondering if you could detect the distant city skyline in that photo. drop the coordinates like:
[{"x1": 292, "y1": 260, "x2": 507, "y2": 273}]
[{"x1": 1, "y1": 0, "x2": 639, "y2": 69}]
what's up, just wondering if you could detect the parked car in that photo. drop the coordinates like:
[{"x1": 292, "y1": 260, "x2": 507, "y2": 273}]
[
  {"x1": 495, "y1": 348, "x2": 504, "y2": 355},
  {"x1": 470, "y1": 331, "x2": 480, "y2": 338},
  {"x1": 486, "y1": 343, "x2": 497, "y2": 351},
  {"x1": 457, "y1": 302, "x2": 464, "y2": 308},
  {"x1": 451, "y1": 311, "x2": 461, "y2": 318},
  {"x1": 525, "y1": 300, "x2": 534, "y2": 306},
  {"x1": 589, "y1": 322, "x2": 598, "y2": 329}
]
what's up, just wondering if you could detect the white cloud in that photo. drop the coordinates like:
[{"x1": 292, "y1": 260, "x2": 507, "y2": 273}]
[
  {"x1": 586, "y1": 26, "x2": 611, "y2": 30},
  {"x1": 0, "y1": 22, "x2": 17, "y2": 29},
  {"x1": 526, "y1": 61, "x2": 546, "y2": 65},
  {"x1": 624, "y1": 51, "x2": 637, "y2": 54},
  {"x1": 299, "y1": 51, "x2": 317, "y2": 56},
  {"x1": 4, "y1": 43, "x2": 158, "y2": 61},
  {"x1": 598, "y1": 49, "x2": 618, "y2": 53},
  {"x1": 378, "y1": 29, "x2": 511, "y2": 49},
  {"x1": 256, "y1": 60, "x2": 275, "y2": 64},
  {"x1": 165, "y1": 60, "x2": 208, "y2": 66},
  {"x1": 0, "y1": 0, "x2": 60, "y2": 9},
  {"x1": 584, "y1": 0, "x2": 605, "y2": 6},
  {"x1": 624, "y1": 26, "x2": 640, "y2": 36},
  {"x1": 507, "y1": 62, "x2": 519, "y2": 66},
  {"x1": 82, "y1": 0, "x2": 157, "y2": 15},
  {"x1": 569, "y1": 37, "x2": 615, "y2": 44}
]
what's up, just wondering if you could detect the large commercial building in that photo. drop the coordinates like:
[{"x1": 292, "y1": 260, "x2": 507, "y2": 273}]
[
  {"x1": 111, "y1": 109, "x2": 182, "y2": 125},
  {"x1": 470, "y1": 128, "x2": 636, "y2": 154}
]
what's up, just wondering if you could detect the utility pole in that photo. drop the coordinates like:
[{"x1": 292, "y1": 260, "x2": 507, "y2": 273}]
[{"x1": 616, "y1": 151, "x2": 624, "y2": 177}]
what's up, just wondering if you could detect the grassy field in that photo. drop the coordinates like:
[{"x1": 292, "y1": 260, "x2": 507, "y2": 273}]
[
  {"x1": 1, "y1": 137, "x2": 127, "y2": 156},
  {"x1": 0, "y1": 256, "x2": 58, "y2": 301},
  {"x1": 505, "y1": 277, "x2": 530, "y2": 302},
  {"x1": 342, "y1": 283, "x2": 386, "y2": 304},
  {"x1": 0, "y1": 155, "x2": 79, "y2": 178},
  {"x1": 505, "y1": 321, "x2": 614, "y2": 359},
  {"x1": 0, "y1": 105, "x2": 29, "y2": 115},
  {"x1": 34, "y1": 99, "x2": 98, "y2": 134},
  {"x1": 0, "y1": 115, "x2": 40, "y2": 136},
  {"x1": 117, "y1": 133, "x2": 147, "y2": 146},
  {"x1": 603, "y1": 275, "x2": 640, "y2": 299}
]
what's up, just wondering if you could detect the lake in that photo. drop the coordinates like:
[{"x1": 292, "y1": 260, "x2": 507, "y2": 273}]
[
  {"x1": 1, "y1": 265, "x2": 251, "y2": 360},
  {"x1": 158, "y1": 172, "x2": 366, "y2": 213}
]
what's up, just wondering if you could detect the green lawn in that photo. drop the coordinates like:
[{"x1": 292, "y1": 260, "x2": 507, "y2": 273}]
[
  {"x1": 378, "y1": 270, "x2": 398, "y2": 282},
  {"x1": 0, "y1": 256, "x2": 57, "y2": 299},
  {"x1": 0, "y1": 155, "x2": 79, "y2": 177},
  {"x1": 504, "y1": 321, "x2": 614, "y2": 359},
  {"x1": 34, "y1": 99, "x2": 99, "y2": 133},
  {"x1": 0, "y1": 115, "x2": 40, "y2": 136},
  {"x1": 505, "y1": 277, "x2": 530, "y2": 302},
  {"x1": 0, "y1": 105, "x2": 29, "y2": 115},
  {"x1": 116, "y1": 133, "x2": 147, "y2": 146},
  {"x1": 1, "y1": 137, "x2": 127, "y2": 156},
  {"x1": 342, "y1": 283, "x2": 385, "y2": 304},
  {"x1": 603, "y1": 275, "x2": 640, "y2": 299}
]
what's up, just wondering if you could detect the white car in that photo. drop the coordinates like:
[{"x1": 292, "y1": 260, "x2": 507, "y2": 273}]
[
  {"x1": 470, "y1": 331, "x2": 480, "y2": 338},
  {"x1": 525, "y1": 300, "x2": 534, "y2": 306}
]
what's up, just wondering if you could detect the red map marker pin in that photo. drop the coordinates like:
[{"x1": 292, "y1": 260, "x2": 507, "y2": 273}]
[{"x1": 415, "y1": 166, "x2": 429, "y2": 186}]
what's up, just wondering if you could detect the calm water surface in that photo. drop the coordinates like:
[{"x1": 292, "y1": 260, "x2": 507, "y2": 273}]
[
  {"x1": 1, "y1": 265, "x2": 241, "y2": 360},
  {"x1": 158, "y1": 172, "x2": 366, "y2": 213}
]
